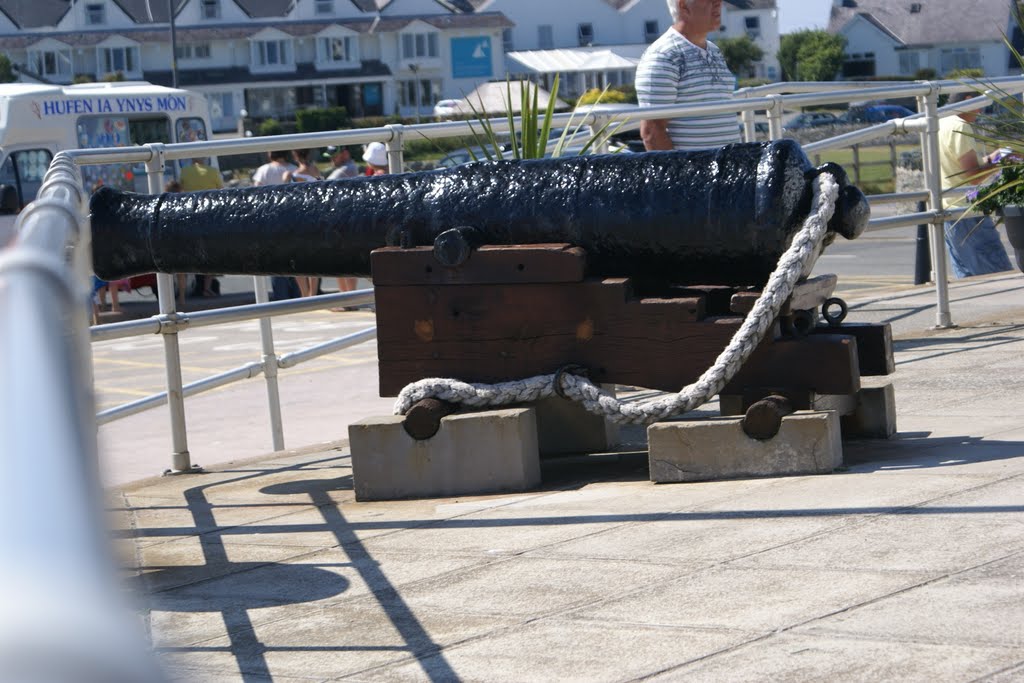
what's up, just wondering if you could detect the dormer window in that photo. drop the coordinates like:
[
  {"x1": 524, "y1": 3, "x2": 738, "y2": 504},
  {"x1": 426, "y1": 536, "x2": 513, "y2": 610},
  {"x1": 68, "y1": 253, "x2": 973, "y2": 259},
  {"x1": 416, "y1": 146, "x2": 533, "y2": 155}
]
[
  {"x1": 317, "y1": 35, "x2": 356, "y2": 65},
  {"x1": 910, "y1": 3, "x2": 922, "y2": 12},
  {"x1": 201, "y1": 0, "x2": 220, "y2": 19},
  {"x1": 28, "y1": 46, "x2": 73, "y2": 80},
  {"x1": 315, "y1": 0, "x2": 333, "y2": 14},
  {"x1": 401, "y1": 31, "x2": 439, "y2": 60},
  {"x1": 251, "y1": 37, "x2": 294, "y2": 69},
  {"x1": 86, "y1": 3, "x2": 105, "y2": 25}
]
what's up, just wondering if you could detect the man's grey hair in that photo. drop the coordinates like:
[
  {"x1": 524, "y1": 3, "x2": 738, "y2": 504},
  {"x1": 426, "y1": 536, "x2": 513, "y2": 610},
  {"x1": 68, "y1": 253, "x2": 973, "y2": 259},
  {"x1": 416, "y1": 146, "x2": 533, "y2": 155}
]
[{"x1": 666, "y1": 0, "x2": 693, "y2": 22}]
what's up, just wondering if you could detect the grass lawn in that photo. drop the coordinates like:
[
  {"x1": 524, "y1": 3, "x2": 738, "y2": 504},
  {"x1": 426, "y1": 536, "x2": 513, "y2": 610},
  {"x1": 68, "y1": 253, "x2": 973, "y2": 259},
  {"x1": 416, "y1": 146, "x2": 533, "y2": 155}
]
[{"x1": 808, "y1": 144, "x2": 918, "y2": 194}]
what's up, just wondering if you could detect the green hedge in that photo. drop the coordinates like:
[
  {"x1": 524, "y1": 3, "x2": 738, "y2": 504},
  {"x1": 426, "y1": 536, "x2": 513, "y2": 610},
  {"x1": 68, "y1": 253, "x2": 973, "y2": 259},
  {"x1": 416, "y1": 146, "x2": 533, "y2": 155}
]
[{"x1": 295, "y1": 107, "x2": 351, "y2": 133}]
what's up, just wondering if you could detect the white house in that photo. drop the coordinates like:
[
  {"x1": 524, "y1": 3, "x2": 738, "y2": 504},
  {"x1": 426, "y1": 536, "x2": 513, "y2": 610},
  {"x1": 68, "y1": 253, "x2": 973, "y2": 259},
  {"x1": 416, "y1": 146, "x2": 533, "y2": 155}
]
[
  {"x1": 828, "y1": 0, "x2": 1020, "y2": 79},
  {"x1": 0, "y1": 0, "x2": 511, "y2": 129},
  {"x1": 500, "y1": 0, "x2": 780, "y2": 99}
]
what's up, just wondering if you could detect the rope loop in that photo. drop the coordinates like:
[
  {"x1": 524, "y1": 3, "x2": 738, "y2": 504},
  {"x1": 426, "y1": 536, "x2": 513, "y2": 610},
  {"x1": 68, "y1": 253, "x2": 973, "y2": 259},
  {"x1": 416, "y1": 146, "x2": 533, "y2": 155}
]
[{"x1": 394, "y1": 172, "x2": 842, "y2": 425}]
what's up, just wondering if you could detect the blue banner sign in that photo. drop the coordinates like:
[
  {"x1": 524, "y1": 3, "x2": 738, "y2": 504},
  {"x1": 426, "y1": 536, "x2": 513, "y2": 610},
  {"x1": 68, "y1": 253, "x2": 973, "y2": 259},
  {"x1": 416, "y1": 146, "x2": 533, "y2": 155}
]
[{"x1": 451, "y1": 37, "x2": 493, "y2": 79}]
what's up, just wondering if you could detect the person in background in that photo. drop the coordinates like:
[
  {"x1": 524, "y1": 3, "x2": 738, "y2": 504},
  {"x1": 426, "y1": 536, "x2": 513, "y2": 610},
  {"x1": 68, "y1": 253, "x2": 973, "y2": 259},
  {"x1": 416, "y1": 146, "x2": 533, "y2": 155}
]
[
  {"x1": 283, "y1": 150, "x2": 323, "y2": 297},
  {"x1": 636, "y1": 0, "x2": 740, "y2": 152},
  {"x1": 179, "y1": 157, "x2": 223, "y2": 192},
  {"x1": 178, "y1": 161, "x2": 224, "y2": 297},
  {"x1": 363, "y1": 141, "x2": 390, "y2": 176},
  {"x1": 938, "y1": 92, "x2": 1013, "y2": 278},
  {"x1": 323, "y1": 146, "x2": 360, "y2": 298},
  {"x1": 325, "y1": 146, "x2": 359, "y2": 180},
  {"x1": 252, "y1": 149, "x2": 294, "y2": 187},
  {"x1": 253, "y1": 150, "x2": 301, "y2": 300}
]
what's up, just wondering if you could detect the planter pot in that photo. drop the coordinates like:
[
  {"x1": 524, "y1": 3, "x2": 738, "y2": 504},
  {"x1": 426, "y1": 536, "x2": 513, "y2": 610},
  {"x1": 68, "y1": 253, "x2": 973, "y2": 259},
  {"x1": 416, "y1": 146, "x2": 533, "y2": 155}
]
[
  {"x1": 1000, "y1": 205, "x2": 1024, "y2": 249},
  {"x1": 1001, "y1": 205, "x2": 1024, "y2": 274}
]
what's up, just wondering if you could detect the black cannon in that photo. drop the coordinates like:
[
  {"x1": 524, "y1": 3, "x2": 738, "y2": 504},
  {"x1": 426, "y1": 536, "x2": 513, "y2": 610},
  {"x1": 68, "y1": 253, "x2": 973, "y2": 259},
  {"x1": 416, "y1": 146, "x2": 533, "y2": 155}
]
[{"x1": 90, "y1": 140, "x2": 868, "y2": 287}]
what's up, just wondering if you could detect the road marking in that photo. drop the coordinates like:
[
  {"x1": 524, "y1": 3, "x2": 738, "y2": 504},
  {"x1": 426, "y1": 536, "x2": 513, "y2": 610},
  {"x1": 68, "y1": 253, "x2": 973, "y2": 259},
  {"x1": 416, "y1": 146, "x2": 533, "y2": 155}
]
[{"x1": 92, "y1": 357, "x2": 225, "y2": 373}]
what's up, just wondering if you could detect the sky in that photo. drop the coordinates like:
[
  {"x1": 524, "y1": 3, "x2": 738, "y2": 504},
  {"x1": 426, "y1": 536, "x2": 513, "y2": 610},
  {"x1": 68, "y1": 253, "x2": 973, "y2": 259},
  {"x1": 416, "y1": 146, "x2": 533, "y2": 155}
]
[{"x1": 776, "y1": 0, "x2": 832, "y2": 34}]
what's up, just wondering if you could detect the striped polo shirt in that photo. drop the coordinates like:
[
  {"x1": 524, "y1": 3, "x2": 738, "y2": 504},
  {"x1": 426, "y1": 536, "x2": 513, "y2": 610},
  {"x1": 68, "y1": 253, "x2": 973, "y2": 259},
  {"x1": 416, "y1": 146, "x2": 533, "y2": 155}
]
[{"x1": 635, "y1": 29, "x2": 740, "y2": 151}]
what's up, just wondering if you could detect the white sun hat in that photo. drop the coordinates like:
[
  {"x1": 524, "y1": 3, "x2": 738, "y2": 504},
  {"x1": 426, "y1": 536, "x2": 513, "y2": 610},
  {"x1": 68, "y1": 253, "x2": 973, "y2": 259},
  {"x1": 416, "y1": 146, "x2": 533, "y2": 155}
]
[{"x1": 362, "y1": 141, "x2": 389, "y2": 168}]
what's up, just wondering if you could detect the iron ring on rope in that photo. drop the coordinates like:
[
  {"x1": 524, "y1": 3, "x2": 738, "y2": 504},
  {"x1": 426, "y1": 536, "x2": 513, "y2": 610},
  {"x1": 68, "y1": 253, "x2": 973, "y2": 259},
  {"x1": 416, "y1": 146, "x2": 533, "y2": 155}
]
[
  {"x1": 822, "y1": 297, "x2": 848, "y2": 327},
  {"x1": 553, "y1": 364, "x2": 590, "y2": 400}
]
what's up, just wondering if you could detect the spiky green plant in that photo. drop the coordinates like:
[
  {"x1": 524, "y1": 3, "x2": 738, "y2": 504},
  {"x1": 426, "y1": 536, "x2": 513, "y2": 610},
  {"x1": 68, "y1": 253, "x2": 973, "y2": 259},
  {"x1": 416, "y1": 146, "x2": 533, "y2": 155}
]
[{"x1": 461, "y1": 75, "x2": 624, "y2": 162}]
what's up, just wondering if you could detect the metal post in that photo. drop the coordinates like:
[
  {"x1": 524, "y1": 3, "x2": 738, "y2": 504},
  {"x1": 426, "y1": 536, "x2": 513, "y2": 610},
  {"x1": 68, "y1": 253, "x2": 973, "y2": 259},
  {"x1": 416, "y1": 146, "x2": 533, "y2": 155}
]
[
  {"x1": 767, "y1": 95, "x2": 784, "y2": 140},
  {"x1": 254, "y1": 275, "x2": 285, "y2": 451},
  {"x1": 920, "y1": 89, "x2": 954, "y2": 328},
  {"x1": 590, "y1": 114, "x2": 611, "y2": 154},
  {"x1": 740, "y1": 108, "x2": 755, "y2": 142},
  {"x1": 167, "y1": 0, "x2": 178, "y2": 89},
  {"x1": 144, "y1": 145, "x2": 199, "y2": 473},
  {"x1": 852, "y1": 144, "x2": 861, "y2": 185},
  {"x1": 385, "y1": 124, "x2": 404, "y2": 174}
]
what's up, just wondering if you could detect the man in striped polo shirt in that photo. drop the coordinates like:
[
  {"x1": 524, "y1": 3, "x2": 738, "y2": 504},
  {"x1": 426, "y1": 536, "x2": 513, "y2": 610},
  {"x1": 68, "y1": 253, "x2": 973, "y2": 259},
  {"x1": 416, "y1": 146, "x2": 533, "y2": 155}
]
[{"x1": 636, "y1": 0, "x2": 740, "y2": 151}]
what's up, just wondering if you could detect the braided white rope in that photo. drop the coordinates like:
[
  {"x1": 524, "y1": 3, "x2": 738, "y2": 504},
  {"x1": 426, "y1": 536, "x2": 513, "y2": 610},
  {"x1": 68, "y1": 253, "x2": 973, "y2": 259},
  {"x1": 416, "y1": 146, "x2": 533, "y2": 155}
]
[{"x1": 395, "y1": 172, "x2": 841, "y2": 425}]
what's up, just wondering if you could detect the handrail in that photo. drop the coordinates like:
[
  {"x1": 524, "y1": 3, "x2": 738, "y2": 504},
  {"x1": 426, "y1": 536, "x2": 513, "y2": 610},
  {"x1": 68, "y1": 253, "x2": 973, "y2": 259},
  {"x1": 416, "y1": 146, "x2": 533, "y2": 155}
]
[{"x1": 0, "y1": 153, "x2": 165, "y2": 678}]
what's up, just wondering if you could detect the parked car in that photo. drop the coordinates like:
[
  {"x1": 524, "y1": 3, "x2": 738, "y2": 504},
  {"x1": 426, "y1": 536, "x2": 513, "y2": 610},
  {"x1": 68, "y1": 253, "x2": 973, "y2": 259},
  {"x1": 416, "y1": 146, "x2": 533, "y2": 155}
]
[
  {"x1": 433, "y1": 99, "x2": 466, "y2": 120},
  {"x1": 783, "y1": 112, "x2": 840, "y2": 130},
  {"x1": 840, "y1": 104, "x2": 916, "y2": 124}
]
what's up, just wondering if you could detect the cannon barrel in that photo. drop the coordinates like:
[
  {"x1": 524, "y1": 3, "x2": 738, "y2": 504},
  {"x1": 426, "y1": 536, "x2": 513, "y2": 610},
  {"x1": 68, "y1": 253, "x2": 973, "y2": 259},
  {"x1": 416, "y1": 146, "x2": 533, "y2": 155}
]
[{"x1": 90, "y1": 140, "x2": 869, "y2": 285}]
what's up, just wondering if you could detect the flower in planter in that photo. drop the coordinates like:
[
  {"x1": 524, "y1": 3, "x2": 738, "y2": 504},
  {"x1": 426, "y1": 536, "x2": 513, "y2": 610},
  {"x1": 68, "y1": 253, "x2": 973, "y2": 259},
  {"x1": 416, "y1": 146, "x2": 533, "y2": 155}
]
[{"x1": 967, "y1": 159, "x2": 1024, "y2": 216}]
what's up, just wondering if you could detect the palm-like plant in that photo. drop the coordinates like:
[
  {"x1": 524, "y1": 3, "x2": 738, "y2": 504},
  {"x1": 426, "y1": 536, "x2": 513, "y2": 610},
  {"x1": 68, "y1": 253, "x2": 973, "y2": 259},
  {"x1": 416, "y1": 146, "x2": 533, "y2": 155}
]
[{"x1": 462, "y1": 75, "x2": 624, "y2": 162}]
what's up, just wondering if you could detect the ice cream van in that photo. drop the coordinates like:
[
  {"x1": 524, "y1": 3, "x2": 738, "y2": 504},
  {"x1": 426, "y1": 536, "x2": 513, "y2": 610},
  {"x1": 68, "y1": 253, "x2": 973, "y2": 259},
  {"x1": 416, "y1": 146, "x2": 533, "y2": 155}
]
[{"x1": 0, "y1": 81, "x2": 214, "y2": 211}]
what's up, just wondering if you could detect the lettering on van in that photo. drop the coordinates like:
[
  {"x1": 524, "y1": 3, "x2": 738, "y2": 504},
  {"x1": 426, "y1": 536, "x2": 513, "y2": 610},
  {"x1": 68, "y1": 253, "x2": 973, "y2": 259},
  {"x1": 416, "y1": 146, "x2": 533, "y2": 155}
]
[{"x1": 32, "y1": 95, "x2": 190, "y2": 119}]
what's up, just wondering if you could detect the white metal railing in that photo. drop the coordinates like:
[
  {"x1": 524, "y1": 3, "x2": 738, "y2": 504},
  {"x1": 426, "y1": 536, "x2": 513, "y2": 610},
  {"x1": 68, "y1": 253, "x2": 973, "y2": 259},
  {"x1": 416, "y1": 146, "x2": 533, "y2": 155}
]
[{"x1": 18, "y1": 75, "x2": 1024, "y2": 479}]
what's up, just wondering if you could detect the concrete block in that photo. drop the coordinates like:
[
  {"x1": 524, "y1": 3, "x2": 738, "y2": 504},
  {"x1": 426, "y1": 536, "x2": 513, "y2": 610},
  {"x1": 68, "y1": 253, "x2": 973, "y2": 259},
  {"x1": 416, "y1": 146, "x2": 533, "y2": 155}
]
[
  {"x1": 534, "y1": 386, "x2": 620, "y2": 456},
  {"x1": 349, "y1": 408, "x2": 540, "y2": 501},
  {"x1": 841, "y1": 383, "x2": 897, "y2": 439},
  {"x1": 648, "y1": 411, "x2": 842, "y2": 483}
]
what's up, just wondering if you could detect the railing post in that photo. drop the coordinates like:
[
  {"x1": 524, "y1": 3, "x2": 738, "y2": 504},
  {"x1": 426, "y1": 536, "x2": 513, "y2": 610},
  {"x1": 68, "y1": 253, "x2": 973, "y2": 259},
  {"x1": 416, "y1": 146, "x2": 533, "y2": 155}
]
[
  {"x1": 590, "y1": 114, "x2": 612, "y2": 154},
  {"x1": 767, "y1": 95, "x2": 784, "y2": 140},
  {"x1": 144, "y1": 145, "x2": 201, "y2": 473},
  {"x1": 889, "y1": 138, "x2": 898, "y2": 178},
  {"x1": 254, "y1": 275, "x2": 285, "y2": 451},
  {"x1": 385, "y1": 124, "x2": 405, "y2": 174},
  {"x1": 740, "y1": 108, "x2": 756, "y2": 142},
  {"x1": 852, "y1": 144, "x2": 861, "y2": 185},
  {"x1": 919, "y1": 89, "x2": 955, "y2": 328}
]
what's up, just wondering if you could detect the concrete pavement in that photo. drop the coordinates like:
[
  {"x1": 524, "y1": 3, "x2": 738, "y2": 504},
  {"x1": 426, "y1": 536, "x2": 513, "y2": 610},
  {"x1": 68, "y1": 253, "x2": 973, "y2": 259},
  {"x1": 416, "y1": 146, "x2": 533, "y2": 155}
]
[{"x1": 108, "y1": 271, "x2": 1024, "y2": 681}]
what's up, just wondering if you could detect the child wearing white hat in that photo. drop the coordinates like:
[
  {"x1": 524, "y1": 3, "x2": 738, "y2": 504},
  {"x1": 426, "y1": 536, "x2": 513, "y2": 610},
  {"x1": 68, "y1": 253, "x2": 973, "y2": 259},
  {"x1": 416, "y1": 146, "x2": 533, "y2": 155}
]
[{"x1": 362, "y1": 141, "x2": 389, "y2": 175}]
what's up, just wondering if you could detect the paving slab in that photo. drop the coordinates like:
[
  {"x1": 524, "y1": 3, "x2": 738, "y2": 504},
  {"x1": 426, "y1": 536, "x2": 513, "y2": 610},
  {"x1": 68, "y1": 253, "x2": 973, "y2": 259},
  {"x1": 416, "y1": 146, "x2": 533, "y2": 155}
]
[
  {"x1": 100, "y1": 272, "x2": 1024, "y2": 681},
  {"x1": 646, "y1": 632, "x2": 1020, "y2": 682}
]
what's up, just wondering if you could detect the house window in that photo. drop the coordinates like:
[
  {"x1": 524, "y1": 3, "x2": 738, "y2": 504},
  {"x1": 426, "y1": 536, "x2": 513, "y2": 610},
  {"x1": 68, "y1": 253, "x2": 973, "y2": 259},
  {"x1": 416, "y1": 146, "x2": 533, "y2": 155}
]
[
  {"x1": 910, "y1": 3, "x2": 922, "y2": 12},
  {"x1": 940, "y1": 47, "x2": 981, "y2": 74},
  {"x1": 85, "y1": 3, "x2": 105, "y2": 25},
  {"x1": 201, "y1": 0, "x2": 220, "y2": 19},
  {"x1": 315, "y1": 0, "x2": 333, "y2": 13},
  {"x1": 101, "y1": 46, "x2": 139, "y2": 74},
  {"x1": 578, "y1": 23, "x2": 594, "y2": 46},
  {"x1": 643, "y1": 20, "x2": 659, "y2": 43},
  {"x1": 842, "y1": 52, "x2": 876, "y2": 78},
  {"x1": 502, "y1": 28, "x2": 514, "y2": 52},
  {"x1": 899, "y1": 51, "x2": 920, "y2": 75},
  {"x1": 745, "y1": 16, "x2": 760, "y2": 39},
  {"x1": 538, "y1": 25, "x2": 553, "y2": 49},
  {"x1": 253, "y1": 39, "x2": 293, "y2": 67},
  {"x1": 401, "y1": 32, "x2": 439, "y2": 60},
  {"x1": 318, "y1": 36, "x2": 356, "y2": 64},
  {"x1": 399, "y1": 79, "x2": 440, "y2": 108},
  {"x1": 176, "y1": 42, "x2": 211, "y2": 59},
  {"x1": 28, "y1": 48, "x2": 73, "y2": 79}
]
